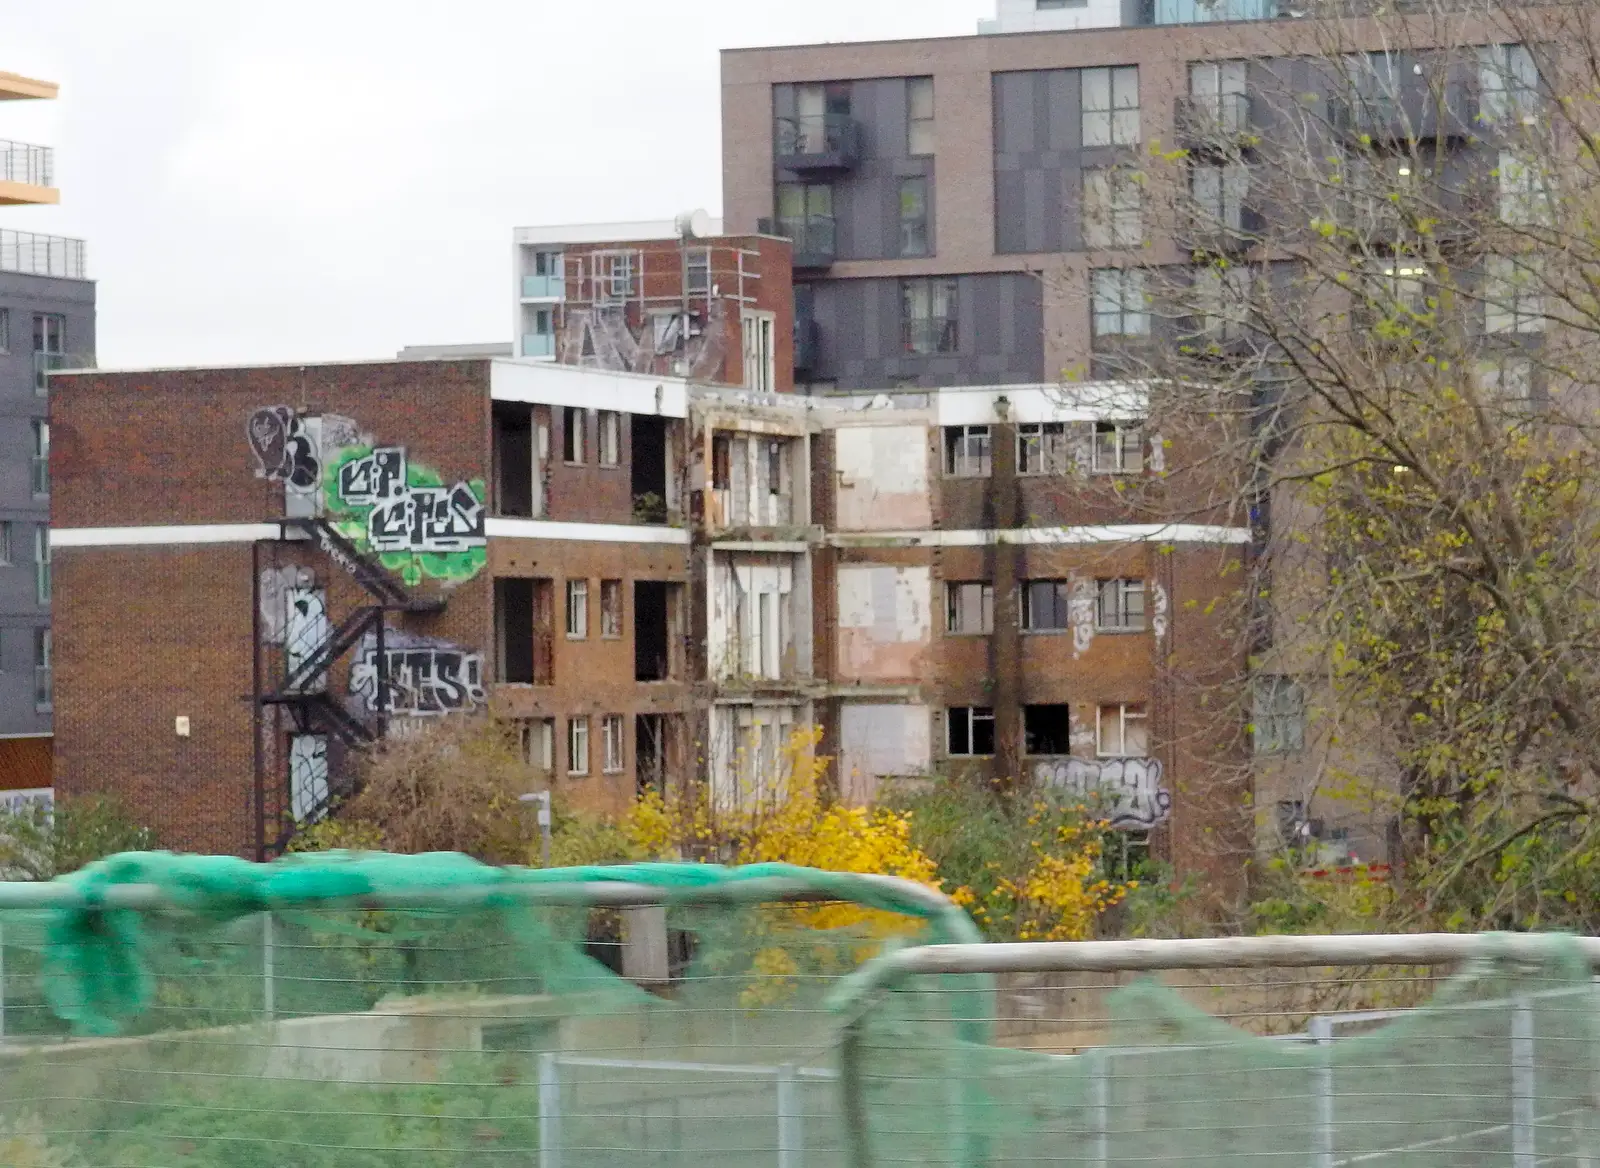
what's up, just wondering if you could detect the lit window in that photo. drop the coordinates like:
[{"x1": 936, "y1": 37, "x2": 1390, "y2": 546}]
[
  {"x1": 947, "y1": 707, "x2": 996, "y2": 756},
  {"x1": 1096, "y1": 703, "x2": 1149, "y2": 757}
]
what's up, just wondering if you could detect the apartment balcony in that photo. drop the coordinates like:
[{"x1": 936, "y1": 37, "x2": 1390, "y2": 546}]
[
  {"x1": 0, "y1": 140, "x2": 56, "y2": 205},
  {"x1": 34, "y1": 350, "x2": 93, "y2": 393},
  {"x1": 1174, "y1": 94, "x2": 1254, "y2": 151},
  {"x1": 1328, "y1": 89, "x2": 1478, "y2": 143},
  {"x1": 758, "y1": 214, "x2": 836, "y2": 270},
  {"x1": 0, "y1": 229, "x2": 86, "y2": 279},
  {"x1": 520, "y1": 332, "x2": 555, "y2": 359},
  {"x1": 521, "y1": 274, "x2": 564, "y2": 300},
  {"x1": 1135, "y1": 0, "x2": 1275, "y2": 23},
  {"x1": 774, "y1": 113, "x2": 862, "y2": 174}
]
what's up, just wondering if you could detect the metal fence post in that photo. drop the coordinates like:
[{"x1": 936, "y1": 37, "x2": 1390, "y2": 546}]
[
  {"x1": 261, "y1": 912, "x2": 275, "y2": 1022},
  {"x1": 540, "y1": 1051, "x2": 562, "y2": 1168},
  {"x1": 778, "y1": 1064, "x2": 801, "y2": 1168},
  {"x1": 1090, "y1": 1046, "x2": 1109, "y2": 1168},
  {"x1": 1309, "y1": 1015, "x2": 1335, "y2": 1168},
  {"x1": 1512, "y1": 995, "x2": 1536, "y2": 1168}
]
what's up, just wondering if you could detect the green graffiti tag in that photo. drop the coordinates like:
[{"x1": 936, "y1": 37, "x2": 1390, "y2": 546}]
[{"x1": 322, "y1": 443, "x2": 487, "y2": 586}]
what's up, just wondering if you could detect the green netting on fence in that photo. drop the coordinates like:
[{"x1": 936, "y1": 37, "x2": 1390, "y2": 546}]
[
  {"x1": 852, "y1": 935, "x2": 1600, "y2": 1167},
  {"x1": 0, "y1": 852, "x2": 1593, "y2": 1168}
]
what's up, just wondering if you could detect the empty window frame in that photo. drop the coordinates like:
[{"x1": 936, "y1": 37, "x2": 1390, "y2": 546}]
[
  {"x1": 600, "y1": 579, "x2": 623, "y2": 638},
  {"x1": 1082, "y1": 66, "x2": 1140, "y2": 147},
  {"x1": 944, "y1": 424, "x2": 991, "y2": 477},
  {"x1": 1096, "y1": 703, "x2": 1149, "y2": 757},
  {"x1": 1022, "y1": 580, "x2": 1071, "y2": 632},
  {"x1": 1024, "y1": 704, "x2": 1073, "y2": 755},
  {"x1": 602, "y1": 714, "x2": 626, "y2": 774},
  {"x1": 1484, "y1": 255, "x2": 1545, "y2": 334},
  {"x1": 948, "y1": 706, "x2": 996, "y2": 756},
  {"x1": 565, "y1": 579, "x2": 589, "y2": 639},
  {"x1": 907, "y1": 77, "x2": 935, "y2": 155},
  {"x1": 1091, "y1": 268, "x2": 1149, "y2": 338},
  {"x1": 1018, "y1": 422, "x2": 1068, "y2": 474},
  {"x1": 521, "y1": 718, "x2": 555, "y2": 771},
  {"x1": 1252, "y1": 675, "x2": 1306, "y2": 754},
  {"x1": 946, "y1": 582, "x2": 995, "y2": 635},
  {"x1": 899, "y1": 177, "x2": 930, "y2": 257},
  {"x1": 563, "y1": 406, "x2": 586, "y2": 463},
  {"x1": 901, "y1": 278, "x2": 958, "y2": 355},
  {"x1": 568, "y1": 716, "x2": 591, "y2": 776},
  {"x1": 1096, "y1": 578, "x2": 1146, "y2": 631},
  {"x1": 1082, "y1": 167, "x2": 1143, "y2": 248},
  {"x1": 597, "y1": 410, "x2": 622, "y2": 466},
  {"x1": 1091, "y1": 422, "x2": 1144, "y2": 474}
]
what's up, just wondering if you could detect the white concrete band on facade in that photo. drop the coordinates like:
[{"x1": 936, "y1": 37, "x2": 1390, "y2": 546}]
[{"x1": 827, "y1": 524, "x2": 1253, "y2": 547}]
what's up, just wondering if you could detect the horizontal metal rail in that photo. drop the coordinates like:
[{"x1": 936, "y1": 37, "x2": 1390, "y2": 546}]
[{"x1": 828, "y1": 932, "x2": 1600, "y2": 1016}]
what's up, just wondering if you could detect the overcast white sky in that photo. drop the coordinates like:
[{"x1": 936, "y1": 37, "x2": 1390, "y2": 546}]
[{"x1": 3, "y1": 1, "x2": 990, "y2": 369}]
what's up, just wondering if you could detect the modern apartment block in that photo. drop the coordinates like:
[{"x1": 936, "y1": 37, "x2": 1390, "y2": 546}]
[{"x1": 0, "y1": 70, "x2": 93, "y2": 789}]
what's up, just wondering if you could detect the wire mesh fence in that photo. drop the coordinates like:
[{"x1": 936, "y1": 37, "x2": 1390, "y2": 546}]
[{"x1": 0, "y1": 858, "x2": 1593, "y2": 1168}]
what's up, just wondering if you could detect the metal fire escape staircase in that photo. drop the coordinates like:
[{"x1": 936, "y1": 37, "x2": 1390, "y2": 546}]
[{"x1": 260, "y1": 517, "x2": 446, "y2": 832}]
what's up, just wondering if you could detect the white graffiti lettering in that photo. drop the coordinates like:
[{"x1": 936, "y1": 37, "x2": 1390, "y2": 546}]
[
  {"x1": 259, "y1": 565, "x2": 315, "y2": 645},
  {"x1": 337, "y1": 447, "x2": 406, "y2": 506},
  {"x1": 1070, "y1": 576, "x2": 1096, "y2": 658},
  {"x1": 1035, "y1": 757, "x2": 1172, "y2": 831},
  {"x1": 288, "y1": 734, "x2": 330, "y2": 823},
  {"x1": 348, "y1": 630, "x2": 486, "y2": 718},
  {"x1": 1152, "y1": 581, "x2": 1170, "y2": 645},
  {"x1": 248, "y1": 406, "x2": 321, "y2": 491}
]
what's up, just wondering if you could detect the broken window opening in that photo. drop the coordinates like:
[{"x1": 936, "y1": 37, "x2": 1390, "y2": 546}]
[
  {"x1": 493, "y1": 402, "x2": 534, "y2": 517},
  {"x1": 1024, "y1": 704, "x2": 1073, "y2": 755},
  {"x1": 601, "y1": 579, "x2": 624, "y2": 638},
  {"x1": 1022, "y1": 580, "x2": 1071, "y2": 632},
  {"x1": 635, "y1": 580, "x2": 672, "y2": 682},
  {"x1": 632, "y1": 414, "x2": 669, "y2": 524},
  {"x1": 495, "y1": 578, "x2": 535, "y2": 684},
  {"x1": 948, "y1": 706, "x2": 996, "y2": 756},
  {"x1": 636, "y1": 713, "x2": 667, "y2": 796}
]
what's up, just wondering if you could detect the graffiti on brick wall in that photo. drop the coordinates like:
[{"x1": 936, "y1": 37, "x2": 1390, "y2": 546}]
[
  {"x1": 558, "y1": 300, "x2": 729, "y2": 380},
  {"x1": 348, "y1": 629, "x2": 486, "y2": 718},
  {"x1": 288, "y1": 734, "x2": 329, "y2": 823},
  {"x1": 1070, "y1": 576, "x2": 1096, "y2": 658},
  {"x1": 259, "y1": 565, "x2": 316, "y2": 644},
  {"x1": 1152, "y1": 581, "x2": 1170, "y2": 646},
  {"x1": 1034, "y1": 757, "x2": 1172, "y2": 831},
  {"x1": 247, "y1": 407, "x2": 487, "y2": 585}
]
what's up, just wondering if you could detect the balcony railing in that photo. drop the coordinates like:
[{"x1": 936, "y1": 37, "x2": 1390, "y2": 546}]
[
  {"x1": 1328, "y1": 89, "x2": 1478, "y2": 142},
  {"x1": 34, "y1": 351, "x2": 89, "y2": 394},
  {"x1": 521, "y1": 274, "x2": 564, "y2": 299},
  {"x1": 521, "y1": 333, "x2": 555, "y2": 359},
  {"x1": 759, "y1": 214, "x2": 837, "y2": 269},
  {"x1": 774, "y1": 113, "x2": 862, "y2": 173},
  {"x1": 0, "y1": 140, "x2": 53, "y2": 188},
  {"x1": 0, "y1": 229, "x2": 86, "y2": 279}
]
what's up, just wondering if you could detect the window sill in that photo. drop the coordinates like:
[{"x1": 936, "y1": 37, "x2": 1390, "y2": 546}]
[
  {"x1": 565, "y1": 635, "x2": 587, "y2": 642},
  {"x1": 1023, "y1": 627, "x2": 1070, "y2": 635},
  {"x1": 1093, "y1": 626, "x2": 1147, "y2": 635},
  {"x1": 943, "y1": 473, "x2": 992, "y2": 480},
  {"x1": 567, "y1": 772, "x2": 589, "y2": 779},
  {"x1": 947, "y1": 753, "x2": 995, "y2": 759},
  {"x1": 944, "y1": 630, "x2": 994, "y2": 637}
]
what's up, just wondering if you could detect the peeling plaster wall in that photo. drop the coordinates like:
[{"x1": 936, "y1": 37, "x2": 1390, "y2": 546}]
[
  {"x1": 834, "y1": 425, "x2": 931, "y2": 531},
  {"x1": 839, "y1": 702, "x2": 932, "y2": 806},
  {"x1": 709, "y1": 553, "x2": 799, "y2": 681},
  {"x1": 708, "y1": 701, "x2": 808, "y2": 810},
  {"x1": 835, "y1": 564, "x2": 931, "y2": 681}
]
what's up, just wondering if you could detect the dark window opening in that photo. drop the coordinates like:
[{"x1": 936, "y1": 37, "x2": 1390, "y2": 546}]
[
  {"x1": 493, "y1": 403, "x2": 534, "y2": 517},
  {"x1": 632, "y1": 414, "x2": 668, "y2": 524},
  {"x1": 495, "y1": 578, "x2": 535, "y2": 684},
  {"x1": 711, "y1": 434, "x2": 731, "y2": 490},
  {"x1": 1024, "y1": 704, "x2": 1073, "y2": 755},
  {"x1": 948, "y1": 706, "x2": 996, "y2": 756},
  {"x1": 635, "y1": 580, "x2": 671, "y2": 681},
  {"x1": 637, "y1": 713, "x2": 666, "y2": 797}
]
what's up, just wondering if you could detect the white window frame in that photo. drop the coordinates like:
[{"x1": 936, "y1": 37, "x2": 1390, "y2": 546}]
[
  {"x1": 945, "y1": 581, "x2": 995, "y2": 635},
  {"x1": 597, "y1": 410, "x2": 621, "y2": 466},
  {"x1": 944, "y1": 424, "x2": 991, "y2": 477},
  {"x1": 1096, "y1": 703, "x2": 1149, "y2": 758},
  {"x1": 1091, "y1": 268, "x2": 1149, "y2": 338},
  {"x1": 1082, "y1": 65, "x2": 1140, "y2": 147},
  {"x1": 565, "y1": 579, "x2": 588, "y2": 640},
  {"x1": 1091, "y1": 422, "x2": 1144, "y2": 475},
  {"x1": 567, "y1": 716, "x2": 590, "y2": 776},
  {"x1": 741, "y1": 309, "x2": 776, "y2": 394},
  {"x1": 1082, "y1": 167, "x2": 1143, "y2": 248},
  {"x1": 1018, "y1": 422, "x2": 1069, "y2": 475},
  {"x1": 1096, "y1": 578, "x2": 1147, "y2": 631},
  {"x1": 602, "y1": 714, "x2": 625, "y2": 774},
  {"x1": 685, "y1": 247, "x2": 711, "y2": 294},
  {"x1": 947, "y1": 706, "x2": 996, "y2": 757}
]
